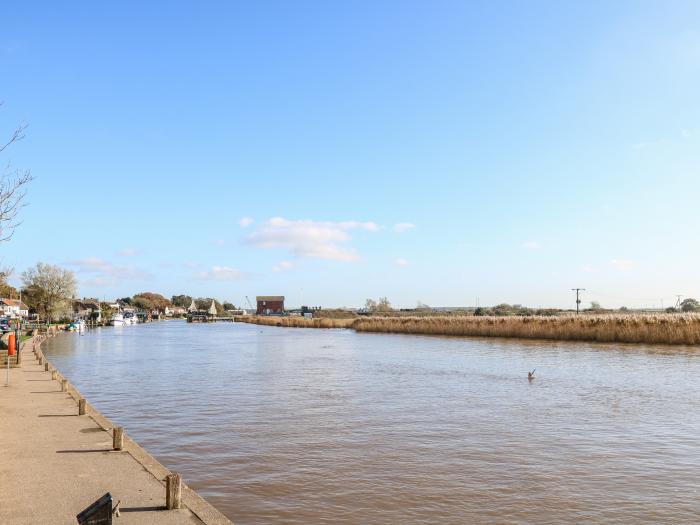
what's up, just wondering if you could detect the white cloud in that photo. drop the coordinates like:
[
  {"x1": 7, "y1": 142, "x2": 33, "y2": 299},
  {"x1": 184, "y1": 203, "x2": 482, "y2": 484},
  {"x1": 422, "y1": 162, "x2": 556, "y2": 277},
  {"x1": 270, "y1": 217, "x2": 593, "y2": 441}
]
[
  {"x1": 272, "y1": 261, "x2": 293, "y2": 273},
  {"x1": 395, "y1": 258, "x2": 409, "y2": 267},
  {"x1": 246, "y1": 217, "x2": 378, "y2": 262},
  {"x1": 610, "y1": 258, "x2": 635, "y2": 271},
  {"x1": 117, "y1": 248, "x2": 139, "y2": 257},
  {"x1": 239, "y1": 217, "x2": 254, "y2": 228},
  {"x1": 199, "y1": 266, "x2": 245, "y2": 281},
  {"x1": 394, "y1": 222, "x2": 415, "y2": 233},
  {"x1": 521, "y1": 240, "x2": 540, "y2": 250},
  {"x1": 213, "y1": 239, "x2": 226, "y2": 246},
  {"x1": 66, "y1": 257, "x2": 153, "y2": 286}
]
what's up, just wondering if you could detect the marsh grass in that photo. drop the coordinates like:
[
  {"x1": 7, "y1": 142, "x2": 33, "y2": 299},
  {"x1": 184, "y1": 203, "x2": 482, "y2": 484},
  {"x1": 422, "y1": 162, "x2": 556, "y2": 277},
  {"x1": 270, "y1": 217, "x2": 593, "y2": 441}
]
[{"x1": 236, "y1": 314, "x2": 700, "y2": 345}]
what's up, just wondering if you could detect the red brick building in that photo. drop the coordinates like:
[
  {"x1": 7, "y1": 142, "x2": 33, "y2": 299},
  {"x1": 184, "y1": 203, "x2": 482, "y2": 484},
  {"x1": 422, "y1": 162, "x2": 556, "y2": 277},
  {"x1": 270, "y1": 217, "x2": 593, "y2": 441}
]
[{"x1": 256, "y1": 296, "x2": 285, "y2": 315}]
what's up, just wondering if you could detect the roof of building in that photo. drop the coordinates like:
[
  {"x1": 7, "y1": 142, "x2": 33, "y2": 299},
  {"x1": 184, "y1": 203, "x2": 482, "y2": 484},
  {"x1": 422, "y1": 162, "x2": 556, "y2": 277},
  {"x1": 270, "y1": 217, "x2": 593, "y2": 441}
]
[
  {"x1": 1, "y1": 298, "x2": 29, "y2": 309},
  {"x1": 256, "y1": 296, "x2": 285, "y2": 302}
]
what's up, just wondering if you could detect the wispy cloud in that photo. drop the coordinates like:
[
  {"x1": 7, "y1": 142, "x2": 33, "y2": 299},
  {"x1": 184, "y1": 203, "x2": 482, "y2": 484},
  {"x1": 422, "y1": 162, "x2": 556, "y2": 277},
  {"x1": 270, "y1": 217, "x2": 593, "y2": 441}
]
[
  {"x1": 394, "y1": 222, "x2": 415, "y2": 233},
  {"x1": 213, "y1": 239, "x2": 226, "y2": 246},
  {"x1": 198, "y1": 266, "x2": 245, "y2": 281},
  {"x1": 610, "y1": 258, "x2": 635, "y2": 271},
  {"x1": 272, "y1": 261, "x2": 293, "y2": 273},
  {"x1": 66, "y1": 257, "x2": 153, "y2": 286},
  {"x1": 117, "y1": 248, "x2": 139, "y2": 257},
  {"x1": 238, "y1": 217, "x2": 254, "y2": 228},
  {"x1": 395, "y1": 258, "x2": 409, "y2": 267},
  {"x1": 521, "y1": 240, "x2": 540, "y2": 250},
  {"x1": 246, "y1": 217, "x2": 378, "y2": 262}
]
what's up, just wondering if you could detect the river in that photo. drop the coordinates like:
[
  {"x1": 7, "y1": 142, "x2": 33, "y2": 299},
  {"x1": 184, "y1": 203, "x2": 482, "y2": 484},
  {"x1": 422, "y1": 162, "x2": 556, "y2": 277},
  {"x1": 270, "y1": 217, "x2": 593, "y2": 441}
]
[{"x1": 43, "y1": 321, "x2": 700, "y2": 524}]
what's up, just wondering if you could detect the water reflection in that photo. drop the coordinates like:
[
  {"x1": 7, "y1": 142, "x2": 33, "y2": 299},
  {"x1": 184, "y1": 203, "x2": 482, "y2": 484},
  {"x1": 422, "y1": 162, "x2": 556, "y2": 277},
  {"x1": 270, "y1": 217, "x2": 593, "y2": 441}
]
[{"x1": 44, "y1": 321, "x2": 700, "y2": 524}]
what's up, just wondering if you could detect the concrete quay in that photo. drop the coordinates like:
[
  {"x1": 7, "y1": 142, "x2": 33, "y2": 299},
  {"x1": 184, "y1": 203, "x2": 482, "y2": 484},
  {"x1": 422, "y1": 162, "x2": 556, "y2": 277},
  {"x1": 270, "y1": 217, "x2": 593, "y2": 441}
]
[{"x1": 0, "y1": 336, "x2": 233, "y2": 525}]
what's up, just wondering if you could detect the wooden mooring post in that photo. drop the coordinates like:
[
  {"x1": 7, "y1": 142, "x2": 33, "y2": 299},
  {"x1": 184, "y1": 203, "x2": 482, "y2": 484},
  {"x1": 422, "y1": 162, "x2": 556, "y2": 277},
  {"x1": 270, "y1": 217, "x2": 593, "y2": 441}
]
[
  {"x1": 166, "y1": 473, "x2": 182, "y2": 510},
  {"x1": 51, "y1": 370, "x2": 58, "y2": 381},
  {"x1": 61, "y1": 379, "x2": 67, "y2": 392},
  {"x1": 78, "y1": 399, "x2": 86, "y2": 415},
  {"x1": 44, "y1": 362, "x2": 49, "y2": 372},
  {"x1": 113, "y1": 427, "x2": 124, "y2": 450}
]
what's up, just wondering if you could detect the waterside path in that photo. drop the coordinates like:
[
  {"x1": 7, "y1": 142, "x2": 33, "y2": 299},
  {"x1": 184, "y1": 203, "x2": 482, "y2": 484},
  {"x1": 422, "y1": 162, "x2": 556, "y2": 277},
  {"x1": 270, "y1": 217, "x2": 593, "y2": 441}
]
[{"x1": 0, "y1": 336, "x2": 233, "y2": 525}]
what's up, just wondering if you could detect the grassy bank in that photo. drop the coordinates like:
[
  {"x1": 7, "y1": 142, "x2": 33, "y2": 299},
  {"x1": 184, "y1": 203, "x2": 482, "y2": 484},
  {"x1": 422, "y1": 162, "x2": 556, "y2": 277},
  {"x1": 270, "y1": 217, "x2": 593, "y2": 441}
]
[{"x1": 235, "y1": 314, "x2": 700, "y2": 345}]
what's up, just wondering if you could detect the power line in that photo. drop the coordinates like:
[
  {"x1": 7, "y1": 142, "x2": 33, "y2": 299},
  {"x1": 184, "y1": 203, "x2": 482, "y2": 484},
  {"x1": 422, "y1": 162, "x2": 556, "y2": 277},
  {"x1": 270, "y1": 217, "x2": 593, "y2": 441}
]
[{"x1": 571, "y1": 288, "x2": 586, "y2": 314}]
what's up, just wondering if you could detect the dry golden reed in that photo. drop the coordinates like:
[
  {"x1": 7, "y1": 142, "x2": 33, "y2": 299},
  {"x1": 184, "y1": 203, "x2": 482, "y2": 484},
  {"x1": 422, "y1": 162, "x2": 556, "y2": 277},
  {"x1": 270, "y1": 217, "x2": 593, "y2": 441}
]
[
  {"x1": 236, "y1": 314, "x2": 700, "y2": 345},
  {"x1": 234, "y1": 316, "x2": 355, "y2": 329}
]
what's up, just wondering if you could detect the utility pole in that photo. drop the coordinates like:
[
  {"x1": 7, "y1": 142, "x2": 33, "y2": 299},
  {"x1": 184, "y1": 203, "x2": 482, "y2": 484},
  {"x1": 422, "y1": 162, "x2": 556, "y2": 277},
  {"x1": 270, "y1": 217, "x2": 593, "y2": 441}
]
[
  {"x1": 571, "y1": 288, "x2": 585, "y2": 314},
  {"x1": 675, "y1": 295, "x2": 683, "y2": 312}
]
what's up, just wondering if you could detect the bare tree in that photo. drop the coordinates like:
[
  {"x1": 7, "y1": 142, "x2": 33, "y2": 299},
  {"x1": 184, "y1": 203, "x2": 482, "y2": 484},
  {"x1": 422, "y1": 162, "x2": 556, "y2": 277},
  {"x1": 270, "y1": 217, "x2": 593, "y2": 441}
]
[
  {"x1": 1, "y1": 105, "x2": 33, "y2": 242},
  {"x1": 21, "y1": 263, "x2": 77, "y2": 322}
]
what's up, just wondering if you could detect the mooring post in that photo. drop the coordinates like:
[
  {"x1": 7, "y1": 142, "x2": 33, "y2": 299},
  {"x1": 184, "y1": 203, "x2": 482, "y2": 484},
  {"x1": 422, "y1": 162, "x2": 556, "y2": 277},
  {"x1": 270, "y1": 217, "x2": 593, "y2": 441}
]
[
  {"x1": 113, "y1": 427, "x2": 124, "y2": 450},
  {"x1": 44, "y1": 362, "x2": 49, "y2": 372},
  {"x1": 61, "y1": 379, "x2": 67, "y2": 392},
  {"x1": 38, "y1": 356, "x2": 43, "y2": 365},
  {"x1": 78, "y1": 399, "x2": 86, "y2": 415},
  {"x1": 166, "y1": 473, "x2": 182, "y2": 510},
  {"x1": 51, "y1": 370, "x2": 58, "y2": 380}
]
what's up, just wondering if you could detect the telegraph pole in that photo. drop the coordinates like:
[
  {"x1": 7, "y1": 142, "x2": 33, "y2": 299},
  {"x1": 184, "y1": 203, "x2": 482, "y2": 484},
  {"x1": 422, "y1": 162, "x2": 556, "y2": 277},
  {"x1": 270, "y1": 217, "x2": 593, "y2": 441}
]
[
  {"x1": 675, "y1": 295, "x2": 683, "y2": 312},
  {"x1": 571, "y1": 288, "x2": 586, "y2": 314}
]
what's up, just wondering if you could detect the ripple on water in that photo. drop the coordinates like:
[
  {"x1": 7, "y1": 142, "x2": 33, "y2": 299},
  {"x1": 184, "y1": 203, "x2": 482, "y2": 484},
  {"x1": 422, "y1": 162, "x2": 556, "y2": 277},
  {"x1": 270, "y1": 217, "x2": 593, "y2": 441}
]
[{"x1": 44, "y1": 322, "x2": 700, "y2": 524}]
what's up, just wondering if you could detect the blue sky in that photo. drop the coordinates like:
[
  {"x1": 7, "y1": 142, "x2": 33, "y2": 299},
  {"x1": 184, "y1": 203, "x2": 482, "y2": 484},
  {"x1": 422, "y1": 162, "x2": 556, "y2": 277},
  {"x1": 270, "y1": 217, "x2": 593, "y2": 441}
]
[{"x1": 1, "y1": 1, "x2": 699, "y2": 309}]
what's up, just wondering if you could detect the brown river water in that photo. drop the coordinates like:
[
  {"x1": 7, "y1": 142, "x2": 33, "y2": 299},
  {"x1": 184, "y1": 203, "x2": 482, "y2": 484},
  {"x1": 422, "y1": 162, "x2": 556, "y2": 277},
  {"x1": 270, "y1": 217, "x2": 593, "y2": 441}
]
[{"x1": 44, "y1": 321, "x2": 700, "y2": 524}]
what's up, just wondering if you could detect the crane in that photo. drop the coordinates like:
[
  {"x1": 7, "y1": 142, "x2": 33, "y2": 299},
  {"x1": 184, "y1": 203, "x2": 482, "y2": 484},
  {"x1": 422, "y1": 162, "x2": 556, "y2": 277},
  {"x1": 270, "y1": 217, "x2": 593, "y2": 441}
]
[{"x1": 245, "y1": 296, "x2": 255, "y2": 313}]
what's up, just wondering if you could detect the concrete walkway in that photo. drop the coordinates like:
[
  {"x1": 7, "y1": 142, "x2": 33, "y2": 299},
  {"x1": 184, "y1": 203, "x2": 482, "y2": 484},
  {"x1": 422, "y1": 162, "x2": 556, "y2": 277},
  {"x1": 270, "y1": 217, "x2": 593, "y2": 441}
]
[{"x1": 0, "y1": 338, "x2": 232, "y2": 524}]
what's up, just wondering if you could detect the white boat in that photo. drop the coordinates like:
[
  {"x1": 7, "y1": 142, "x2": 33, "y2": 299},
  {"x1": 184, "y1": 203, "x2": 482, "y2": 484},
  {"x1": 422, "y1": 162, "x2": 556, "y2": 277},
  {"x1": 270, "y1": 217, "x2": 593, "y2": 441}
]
[
  {"x1": 110, "y1": 313, "x2": 125, "y2": 326},
  {"x1": 124, "y1": 312, "x2": 137, "y2": 325}
]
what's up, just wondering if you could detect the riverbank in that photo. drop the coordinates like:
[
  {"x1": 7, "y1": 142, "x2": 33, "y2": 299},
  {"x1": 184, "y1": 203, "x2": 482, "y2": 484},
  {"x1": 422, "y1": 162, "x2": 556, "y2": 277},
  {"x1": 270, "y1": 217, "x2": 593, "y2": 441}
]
[
  {"x1": 235, "y1": 313, "x2": 700, "y2": 345},
  {"x1": 0, "y1": 335, "x2": 233, "y2": 525}
]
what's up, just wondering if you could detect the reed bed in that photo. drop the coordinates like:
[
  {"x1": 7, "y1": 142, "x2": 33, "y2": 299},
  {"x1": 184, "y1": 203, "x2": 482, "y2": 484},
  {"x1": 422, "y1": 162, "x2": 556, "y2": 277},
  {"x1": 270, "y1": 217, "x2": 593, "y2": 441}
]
[
  {"x1": 234, "y1": 316, "x2": 355, "y2": 329},
  {"x1": 236, "y1": 314, "x2": 700, "y2": 345},
  {"x1": 352, "y1": 314, "x2": 700, "y2": 345}
]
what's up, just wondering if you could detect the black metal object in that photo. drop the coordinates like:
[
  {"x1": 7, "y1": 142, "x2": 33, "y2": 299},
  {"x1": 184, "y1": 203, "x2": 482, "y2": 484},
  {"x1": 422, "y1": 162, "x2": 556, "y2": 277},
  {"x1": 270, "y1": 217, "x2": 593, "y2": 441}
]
[
  {"x1": 76, "y1": 493, "x2": 112, "y2": 525},
  {"x1": 14, "y1": 328, "x2": 20, "y2": 365}
]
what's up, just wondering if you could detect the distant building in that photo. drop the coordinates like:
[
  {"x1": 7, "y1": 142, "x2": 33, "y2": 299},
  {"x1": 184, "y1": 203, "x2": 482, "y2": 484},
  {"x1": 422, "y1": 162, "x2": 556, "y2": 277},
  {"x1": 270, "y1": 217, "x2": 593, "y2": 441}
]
[
  {"x1": 73, "y1": 298, "x2": 100, "y2": 319},
  {"x1": 0, "y1": 298, "x2": 29, "y2": 318},
  {"x1": 256, "y1": 296, "x2": 285, "y2": 315},
  {"x1": 165, "y1": 306, "x2": 187, "y2": 317}
]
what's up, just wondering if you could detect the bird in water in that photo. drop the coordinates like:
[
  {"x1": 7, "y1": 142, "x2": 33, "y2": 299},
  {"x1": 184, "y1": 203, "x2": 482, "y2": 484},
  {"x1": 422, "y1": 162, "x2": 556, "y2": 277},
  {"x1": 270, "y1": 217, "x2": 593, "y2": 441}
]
[{"x1": 528, "y1": 369, "x2": 535, "y2": 381}]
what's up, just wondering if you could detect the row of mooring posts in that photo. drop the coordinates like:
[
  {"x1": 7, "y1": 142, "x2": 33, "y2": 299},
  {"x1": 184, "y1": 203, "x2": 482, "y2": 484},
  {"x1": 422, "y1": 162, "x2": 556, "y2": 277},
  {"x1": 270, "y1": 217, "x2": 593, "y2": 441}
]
[{"x1": 32, "y1": 336, "x2": 184, "y2": 511}]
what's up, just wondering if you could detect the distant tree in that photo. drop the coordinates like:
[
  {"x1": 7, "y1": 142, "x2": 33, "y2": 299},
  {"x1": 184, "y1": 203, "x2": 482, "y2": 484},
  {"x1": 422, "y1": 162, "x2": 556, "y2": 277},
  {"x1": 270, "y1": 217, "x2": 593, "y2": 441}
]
[
  {"x1": 223, "y1": 302, "x2": 236, "y2": 311},
  {"x1": 21, "y1": 262, "x2": 77, "y2": 322},
  {"x1": 619, "y1": 306, "x2": 629, "y2": 312},
  {"x1": 171, "y1": 294, "x2": 193, "y2": 308},
  {"x1": 133, "y1": 292, "x2": 171, "y2": 312},
  {"x1": 666, "y1": 306, "x2": 678, "y2": 313},
  {"x1": 416, "y1": 301, "x2": 431, "y2": 311},
  {"x1": 364, "y1": 298, "x2": 377, "y2": 312},
  {"x1": 0, "y1": 266, "x2": 18, "y2": 298},
  {"x1": 100, "y1": 301, "x2": 115, "y2": 320},
  {"x1": 118, "y1": 296, "x2": 133, "y2": 306},
  {"x1": 376, "y1": 297, "x2": 392, "y2": 312},
  {"x1": 1, "y1": 111, "x2": 33, "y2": 243},
  {"x1": 474, "y1": 307, "x2": 486, "y2": 316},
  {"x1": 194, "y1": 297, "x2": 224, "y2": 315},
  {"x1": 681, "y1": 298, "x2": 700, "y2": 313}
]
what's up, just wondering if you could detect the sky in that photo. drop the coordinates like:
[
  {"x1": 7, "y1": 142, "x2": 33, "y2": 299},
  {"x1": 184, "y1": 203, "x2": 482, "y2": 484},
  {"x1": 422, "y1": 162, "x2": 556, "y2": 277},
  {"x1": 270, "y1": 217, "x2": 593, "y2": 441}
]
[{"x1": 1, "y1": 1, "x2": 699, "y2": 309}]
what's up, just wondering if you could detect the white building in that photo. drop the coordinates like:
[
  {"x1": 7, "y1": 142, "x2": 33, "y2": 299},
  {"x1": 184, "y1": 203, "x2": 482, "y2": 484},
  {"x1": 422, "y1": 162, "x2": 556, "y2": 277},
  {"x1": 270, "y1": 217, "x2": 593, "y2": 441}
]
[{"x1": 1, "y1": 298, "x2": 29, "y2": 318}]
